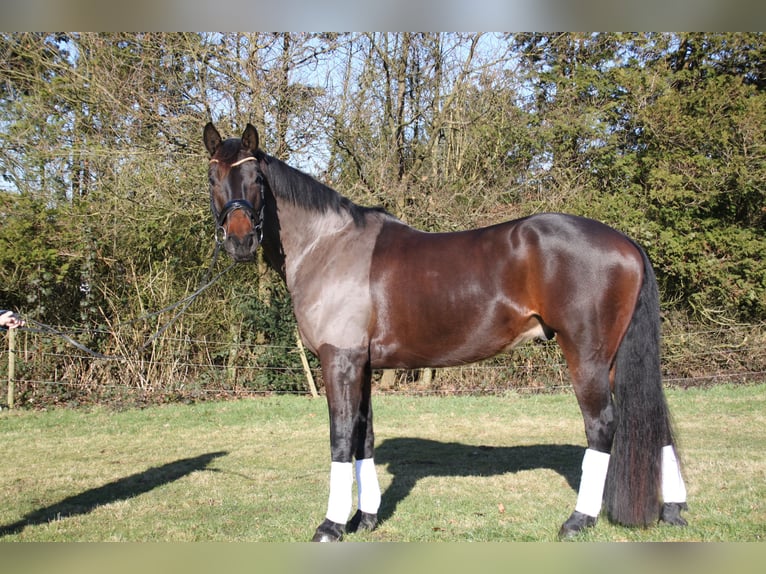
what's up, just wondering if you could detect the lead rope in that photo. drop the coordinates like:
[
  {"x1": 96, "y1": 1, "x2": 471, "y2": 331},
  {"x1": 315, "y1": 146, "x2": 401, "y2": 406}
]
[
  {"x1": 21, "y1": 242, "x2": 236, "y2": 361},
  {"x1": 135, "y1": 243, "x2": 236, "y2": 352},
  {"x1": 20, "y1": 156, "x2": 263, "y2": 359}
]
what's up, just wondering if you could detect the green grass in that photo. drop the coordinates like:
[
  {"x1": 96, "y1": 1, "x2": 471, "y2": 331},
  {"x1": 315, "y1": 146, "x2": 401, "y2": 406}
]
[{"x1": 0, "y1": 384, "x2": 764, "y2": 542}]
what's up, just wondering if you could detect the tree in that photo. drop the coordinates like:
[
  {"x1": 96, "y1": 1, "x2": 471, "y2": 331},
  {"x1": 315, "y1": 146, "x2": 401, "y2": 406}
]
[
  {"x1": 1, "y1": 33, "x2": 764, "y2": 406},
  {"x1": 510, "y1": 32, "x2": 765, "y2": 320},
  {"x1": 635, "y1": 33, "x2": 766, "y2": 319}
]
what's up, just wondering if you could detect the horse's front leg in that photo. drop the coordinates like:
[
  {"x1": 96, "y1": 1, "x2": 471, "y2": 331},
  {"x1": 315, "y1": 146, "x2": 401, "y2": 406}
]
[
  {"x1": 311, "y1": 345, "x2": 380, "y2": 542},
  {"x1": 349, "y1": 358, "x2": 380, "y2": 535}
]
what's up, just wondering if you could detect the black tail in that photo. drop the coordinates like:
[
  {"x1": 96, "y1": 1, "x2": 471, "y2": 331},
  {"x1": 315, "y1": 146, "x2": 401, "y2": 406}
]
[{"x1": 603, "y1": 245, "x2": 675, "y2": 526}]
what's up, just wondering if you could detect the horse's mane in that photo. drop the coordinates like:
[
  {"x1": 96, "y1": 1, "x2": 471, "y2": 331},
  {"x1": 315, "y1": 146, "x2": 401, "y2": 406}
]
[
  {"x1": 214, "y1": 136, "x2": 390, "y2": 226},
  {"x1": 260, "y1": 152, "x2": 389, "y2": 227}
]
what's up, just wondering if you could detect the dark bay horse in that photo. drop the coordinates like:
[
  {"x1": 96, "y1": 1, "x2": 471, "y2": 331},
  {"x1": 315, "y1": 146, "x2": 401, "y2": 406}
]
[{"x1": 203, "y1": 123, "x2": 689, "y2": 541}]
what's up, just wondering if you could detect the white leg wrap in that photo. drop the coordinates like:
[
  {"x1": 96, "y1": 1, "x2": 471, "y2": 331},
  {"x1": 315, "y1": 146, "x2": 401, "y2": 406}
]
[
  {"x1": 661, "y1": 445, "x2": 687, "y2": 503},
  {"x1": 325, "y1": 461, "x2": 353, "y2": 524},
  {"x1": 574, "y1": 448, "x2": 611, "y2": 517},
  {"x1": 355, "y1": 458, "x2": 381, "y2": 514}
]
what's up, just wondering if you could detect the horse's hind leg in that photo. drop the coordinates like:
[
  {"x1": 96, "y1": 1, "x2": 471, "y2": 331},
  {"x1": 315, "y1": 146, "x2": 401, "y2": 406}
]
[
  {"x1": 659, "y1": 444, "x2": 688, "y2": 525},
  {"x1": 556, "y1": 346, "x2": 617, "y2": 539}
]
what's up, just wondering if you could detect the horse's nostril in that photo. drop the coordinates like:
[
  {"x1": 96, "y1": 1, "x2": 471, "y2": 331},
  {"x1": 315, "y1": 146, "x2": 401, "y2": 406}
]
[{"x1": 225, "y1": 232, "x2": 258, "y2": 260}]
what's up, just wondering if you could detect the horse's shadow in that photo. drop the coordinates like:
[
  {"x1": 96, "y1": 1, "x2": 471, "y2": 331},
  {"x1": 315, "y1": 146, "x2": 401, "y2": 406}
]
[
  {"x1": 373, "y1": 438, "x2": 583, "y2": 525},
  {"x1": 0, "y1": 450, "x2": 228, "y2": 537}
]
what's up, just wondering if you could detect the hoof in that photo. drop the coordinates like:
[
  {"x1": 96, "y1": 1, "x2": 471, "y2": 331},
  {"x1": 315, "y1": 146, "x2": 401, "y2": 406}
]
[
  {"x1": 311, "y1": 518, "x2": 345, "y2": 542},
  {"x1": 348, "y1": 510, "x2": 378, "y2": 533},
  {"x1": 660, "y1": 502, "x2": 688, "y2": 526},
  {"x1": 558, "y1": 511, "x2": 597, "y2": 540}
]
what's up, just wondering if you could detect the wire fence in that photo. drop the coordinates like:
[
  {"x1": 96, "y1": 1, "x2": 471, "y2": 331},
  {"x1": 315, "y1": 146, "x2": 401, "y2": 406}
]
[{"x1": 2, "y1": 322, "x2": 766, "y2": 408}]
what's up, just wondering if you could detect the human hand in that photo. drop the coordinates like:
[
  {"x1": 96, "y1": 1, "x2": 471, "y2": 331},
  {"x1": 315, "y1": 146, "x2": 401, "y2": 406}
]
[{"x1": 0, "y1": 311, "x2": 24, "y2": 329}]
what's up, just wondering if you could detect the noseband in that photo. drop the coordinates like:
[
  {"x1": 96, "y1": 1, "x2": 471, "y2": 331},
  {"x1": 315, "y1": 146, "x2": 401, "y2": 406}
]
[{"x1": 210, "y1": 157, "x2": 265, "y2": 246}]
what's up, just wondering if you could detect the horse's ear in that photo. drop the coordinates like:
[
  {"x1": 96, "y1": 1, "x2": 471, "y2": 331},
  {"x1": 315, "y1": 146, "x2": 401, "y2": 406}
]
[
  {"x1": 242, "y1": 123, "x2": 260, "y2": 154},
  {"x1": 203, "y1": 122, "x2": 222, "y2": 157}
]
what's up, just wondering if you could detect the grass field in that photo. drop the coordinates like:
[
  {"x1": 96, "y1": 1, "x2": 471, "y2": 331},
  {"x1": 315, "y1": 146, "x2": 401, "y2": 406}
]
[{"x1": 0, "y1": 384, "x2": 764, "y2": 542}]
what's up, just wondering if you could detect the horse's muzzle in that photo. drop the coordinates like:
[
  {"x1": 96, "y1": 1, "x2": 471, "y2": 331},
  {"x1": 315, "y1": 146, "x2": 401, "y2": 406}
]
[
  {"x1": 217, "y1": 200, "x2": 262, "y2": 262},
  {"x1": 223, "y1": 230, "x2": 260, "y2": 262}
]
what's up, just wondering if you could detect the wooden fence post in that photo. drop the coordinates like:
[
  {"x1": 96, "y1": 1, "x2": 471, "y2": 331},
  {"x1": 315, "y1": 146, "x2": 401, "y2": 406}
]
[
  {"x1": 380, "y1": 370, "x2": 396, "y2": 388},
  {"x1": 7, "y1": 327, "x2": 16, "y2": 409},
  {"x1": 295, "y1": 328, "x2": 318, "y2": 398},
  {"x1": 421, "y1": 367, "x2": 433, "y2": 386}
]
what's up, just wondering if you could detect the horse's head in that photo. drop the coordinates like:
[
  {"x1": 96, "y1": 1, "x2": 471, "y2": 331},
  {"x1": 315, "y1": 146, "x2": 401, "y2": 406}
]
[{"x1": 203, "y1": 122, "x2": 265, "y2": 262}]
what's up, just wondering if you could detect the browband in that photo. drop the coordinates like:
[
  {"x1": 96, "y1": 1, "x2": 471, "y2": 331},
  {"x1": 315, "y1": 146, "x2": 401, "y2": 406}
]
[{"x1": 209, "y1": 156, "x2": 258, "y2": 167}]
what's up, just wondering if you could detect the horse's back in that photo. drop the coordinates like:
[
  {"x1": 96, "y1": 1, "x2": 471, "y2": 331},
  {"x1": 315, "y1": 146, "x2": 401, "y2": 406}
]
[{"x1": 368, "y1": 213, "x2": 644, "y2": 369}]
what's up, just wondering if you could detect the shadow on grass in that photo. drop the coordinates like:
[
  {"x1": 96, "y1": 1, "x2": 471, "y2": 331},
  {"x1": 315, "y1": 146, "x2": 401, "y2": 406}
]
[
  {"x1": 373, "y1": 439, "x2": 583, "y2": 525},
  {"x1": 0, "y1": 451, "x2": 228, "y2": 537}
]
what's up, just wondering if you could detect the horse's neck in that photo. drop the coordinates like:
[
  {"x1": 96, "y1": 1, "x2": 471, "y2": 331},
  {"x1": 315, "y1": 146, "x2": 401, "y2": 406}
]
[
  {"x1": 283, "y1": 196, "x2": 351, "y2": 249},
  {"x1": 260, "y1": 158, "x2": 379, "y2": 285},
  {"x1": 260, "y1": 237, "x2": 286, "y2": 281},
  {"x1": 261, "y1": 191, "x2": 353, "y2": 287}
]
